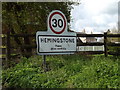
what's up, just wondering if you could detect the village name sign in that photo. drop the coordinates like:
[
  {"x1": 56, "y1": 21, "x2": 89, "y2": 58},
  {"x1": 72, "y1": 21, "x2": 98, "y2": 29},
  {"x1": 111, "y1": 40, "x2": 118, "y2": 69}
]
[{"x1": 36, "y1": 10, "x2": 76, "y2": 55}]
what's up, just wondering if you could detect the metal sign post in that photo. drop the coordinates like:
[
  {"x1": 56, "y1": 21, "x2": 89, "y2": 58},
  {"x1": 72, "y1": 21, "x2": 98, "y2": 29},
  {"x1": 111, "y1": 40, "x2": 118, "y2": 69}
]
[{"x1": 42, "y1": 55, "x2": 47, "y2": 72}]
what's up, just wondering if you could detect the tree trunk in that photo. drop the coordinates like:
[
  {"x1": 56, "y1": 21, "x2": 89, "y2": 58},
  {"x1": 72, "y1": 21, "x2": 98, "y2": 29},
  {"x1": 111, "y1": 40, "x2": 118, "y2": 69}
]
[{"x1": 24, "y1": 36, "x2": 32, "y2": 58}]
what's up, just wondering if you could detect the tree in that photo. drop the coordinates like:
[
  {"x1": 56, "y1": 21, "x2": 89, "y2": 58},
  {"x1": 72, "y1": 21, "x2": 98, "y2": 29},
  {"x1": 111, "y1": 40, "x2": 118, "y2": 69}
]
[{"x1": 2, "y1": 2, "x2": 79, "y2": 58}]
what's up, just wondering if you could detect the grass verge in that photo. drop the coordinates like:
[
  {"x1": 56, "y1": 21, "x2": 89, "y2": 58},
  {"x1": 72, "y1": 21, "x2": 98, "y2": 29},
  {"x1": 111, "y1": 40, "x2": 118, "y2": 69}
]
[{"x1": 2, "y1": 54, "x2": 120, "y2": 88}]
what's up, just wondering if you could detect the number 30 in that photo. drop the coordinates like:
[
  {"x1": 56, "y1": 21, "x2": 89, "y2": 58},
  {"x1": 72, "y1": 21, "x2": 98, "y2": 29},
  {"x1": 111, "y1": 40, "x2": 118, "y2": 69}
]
[{"x1": 52, "y1": 19, "x2": 63, "y2": 28}]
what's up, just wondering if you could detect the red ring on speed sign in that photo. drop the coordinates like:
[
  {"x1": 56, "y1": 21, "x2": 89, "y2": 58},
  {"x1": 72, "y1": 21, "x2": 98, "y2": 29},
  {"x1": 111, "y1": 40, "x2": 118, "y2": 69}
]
[{"x1": 49, "y1": 12, "x2": 66, "y2": 34}]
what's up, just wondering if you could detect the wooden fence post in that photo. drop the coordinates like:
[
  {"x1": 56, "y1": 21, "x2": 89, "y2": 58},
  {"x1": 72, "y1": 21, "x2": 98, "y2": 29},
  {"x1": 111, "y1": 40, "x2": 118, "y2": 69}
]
[
  {"x1": 104, "y1": 32, "x2": 108, "y2": 57},
  {"x1": 7, "y1": 31, "x2": 11, "y2": 62}
]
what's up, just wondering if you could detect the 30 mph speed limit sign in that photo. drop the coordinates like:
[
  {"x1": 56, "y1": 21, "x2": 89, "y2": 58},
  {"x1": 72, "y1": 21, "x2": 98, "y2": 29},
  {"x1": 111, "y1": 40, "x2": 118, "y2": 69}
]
[
  {"x1": 48, "y1": 10, "x2": 67, "y2": 34},
  {"x1": 36, "y1": 10, "x2": 76, "y2": 55}
]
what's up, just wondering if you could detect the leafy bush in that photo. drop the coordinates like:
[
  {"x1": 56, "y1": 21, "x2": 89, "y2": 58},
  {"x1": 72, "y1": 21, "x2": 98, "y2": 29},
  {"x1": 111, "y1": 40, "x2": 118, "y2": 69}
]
[
  {"x1": 2, "y1": 55, "x2": 120, "y2": 88},
  {"x1": 65, "y1": 56, "x2": 119, "y2": 88}
]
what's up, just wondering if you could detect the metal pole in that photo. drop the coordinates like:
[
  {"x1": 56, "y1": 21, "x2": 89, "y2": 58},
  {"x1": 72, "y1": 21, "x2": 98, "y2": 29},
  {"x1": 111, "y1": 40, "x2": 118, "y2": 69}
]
[{"x1": 43, "y1": 55, "x2": 47, "y2": 72}]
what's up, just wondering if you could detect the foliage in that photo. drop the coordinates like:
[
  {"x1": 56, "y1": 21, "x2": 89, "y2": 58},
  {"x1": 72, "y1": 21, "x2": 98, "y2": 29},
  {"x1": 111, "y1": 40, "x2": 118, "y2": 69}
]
[
  {"x1": 2, "y1": 54, "x2": 120, "y2": 88},
  {"x1": 2, "y1": 2, "x2": 74, "y2": 33},
  {"x1": 2, "y1": 2, "x2": 79, "y2": 57}
]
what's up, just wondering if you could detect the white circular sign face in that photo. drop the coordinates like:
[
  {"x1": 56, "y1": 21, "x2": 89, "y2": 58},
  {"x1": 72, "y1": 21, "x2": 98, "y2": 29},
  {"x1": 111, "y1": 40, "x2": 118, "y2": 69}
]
[{"x1": 48, "y1": 10, "x2": 67, "y2": 34}]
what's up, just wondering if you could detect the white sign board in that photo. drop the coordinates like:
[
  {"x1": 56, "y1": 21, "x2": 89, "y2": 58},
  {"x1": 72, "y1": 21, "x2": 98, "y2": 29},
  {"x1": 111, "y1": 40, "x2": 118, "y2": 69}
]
[{"x1": 36, "y1": 10, "x2": 76, "y2": 55}]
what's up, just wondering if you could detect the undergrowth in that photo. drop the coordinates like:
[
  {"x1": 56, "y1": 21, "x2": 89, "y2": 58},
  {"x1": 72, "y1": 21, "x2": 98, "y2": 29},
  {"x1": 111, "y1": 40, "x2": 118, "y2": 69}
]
[{"x1": 2, "y1": 54, "x2": 120, "y2": 88}]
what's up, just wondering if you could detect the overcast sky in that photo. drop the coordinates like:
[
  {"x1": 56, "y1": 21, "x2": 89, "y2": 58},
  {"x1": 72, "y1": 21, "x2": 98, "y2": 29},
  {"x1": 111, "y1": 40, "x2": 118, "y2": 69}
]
[{"x1": 70, "y1": 0, "x2": 119, "y2": 34}]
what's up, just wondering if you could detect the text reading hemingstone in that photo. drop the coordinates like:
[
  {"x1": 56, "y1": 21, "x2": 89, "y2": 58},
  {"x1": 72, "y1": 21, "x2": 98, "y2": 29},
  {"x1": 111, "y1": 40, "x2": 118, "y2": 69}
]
[{"x1": 40, "y1": 38, "x2": 75, "y2": 43}]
